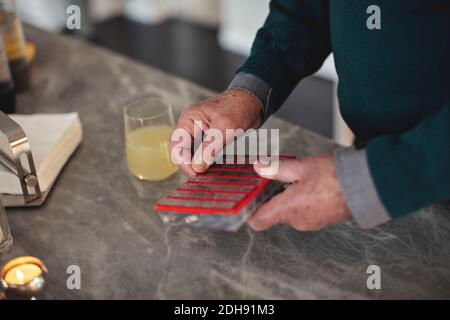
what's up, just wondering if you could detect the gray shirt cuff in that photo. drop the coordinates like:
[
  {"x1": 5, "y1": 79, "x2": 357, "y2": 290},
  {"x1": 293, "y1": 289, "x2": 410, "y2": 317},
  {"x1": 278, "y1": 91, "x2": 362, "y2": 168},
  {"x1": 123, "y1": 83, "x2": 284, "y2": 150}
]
[
  {"x1": 334, "y1": 147, "x2": 391, "y2": 229},
  {"x1": 228, "y1": 72, "x2": 276, "y2": 122}
]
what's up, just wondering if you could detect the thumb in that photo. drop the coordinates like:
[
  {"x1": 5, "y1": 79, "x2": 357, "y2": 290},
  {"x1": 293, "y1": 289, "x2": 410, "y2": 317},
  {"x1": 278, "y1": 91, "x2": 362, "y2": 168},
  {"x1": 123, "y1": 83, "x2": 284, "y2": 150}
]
[{"x1": 254, "y1": 158, "x2": 303, "y2": 183}]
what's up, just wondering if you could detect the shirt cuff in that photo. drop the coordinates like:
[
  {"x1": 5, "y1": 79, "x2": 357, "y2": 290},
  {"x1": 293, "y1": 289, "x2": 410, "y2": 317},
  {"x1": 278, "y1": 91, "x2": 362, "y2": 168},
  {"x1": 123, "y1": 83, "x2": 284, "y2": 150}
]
[
  {"x1": 228, "y1": 72, "x2": 276, "y2": 122},
  {"x1": 334, "y1": 147, "x2": 391, "y2": 229}
]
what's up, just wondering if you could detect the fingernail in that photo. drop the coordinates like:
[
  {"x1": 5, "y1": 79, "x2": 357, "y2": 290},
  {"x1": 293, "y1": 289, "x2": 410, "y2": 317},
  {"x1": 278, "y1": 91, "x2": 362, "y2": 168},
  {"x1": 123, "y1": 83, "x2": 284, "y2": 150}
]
[
  {"x1": 247, "y1": 214, "x2": 260, "y2": 227},
  {"x1": 247, "y1": 218, "x2": 263, "y2": 231},
  {"x1": 255, "y1": 159, "x2": 272, "y2": 168},
  {"x1": 192, "y1": 162, "x2": 206, "y2": 172}
]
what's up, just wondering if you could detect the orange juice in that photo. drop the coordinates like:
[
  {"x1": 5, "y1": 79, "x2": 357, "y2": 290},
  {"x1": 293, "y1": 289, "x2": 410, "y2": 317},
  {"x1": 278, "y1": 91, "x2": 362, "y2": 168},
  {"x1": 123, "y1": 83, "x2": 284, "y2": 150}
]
[{"x1": 126, "y1": 125, "x2": 178, "y2": 181}]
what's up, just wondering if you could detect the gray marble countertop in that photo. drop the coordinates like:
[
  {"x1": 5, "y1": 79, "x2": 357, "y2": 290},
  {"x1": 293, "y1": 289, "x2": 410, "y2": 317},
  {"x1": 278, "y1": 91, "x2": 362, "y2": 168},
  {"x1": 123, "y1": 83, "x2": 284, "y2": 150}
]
[{"x1": 1, "y1": 26, "x2": 449, "y2": 299}]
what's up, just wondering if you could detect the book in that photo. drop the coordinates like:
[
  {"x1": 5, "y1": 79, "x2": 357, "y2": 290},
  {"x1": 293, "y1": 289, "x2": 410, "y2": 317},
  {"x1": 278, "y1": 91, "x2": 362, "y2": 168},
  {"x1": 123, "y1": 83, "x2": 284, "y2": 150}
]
[{"x1": 0, "y1": 113, "x2": 82, "y2": 207}]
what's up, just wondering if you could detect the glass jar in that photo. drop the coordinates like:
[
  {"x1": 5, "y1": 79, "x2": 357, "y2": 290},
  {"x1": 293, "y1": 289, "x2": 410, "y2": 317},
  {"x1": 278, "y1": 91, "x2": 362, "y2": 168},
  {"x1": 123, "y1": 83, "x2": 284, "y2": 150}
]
[
  {"x1": 0, "y1": 30, "x2": 15, "y2": 113},
  {"x1": 0, "y1": 0, "x2": 31, "y2": 92},
  {"x1": 0, "y1": 196, "x2": 13, "y2": 255}
]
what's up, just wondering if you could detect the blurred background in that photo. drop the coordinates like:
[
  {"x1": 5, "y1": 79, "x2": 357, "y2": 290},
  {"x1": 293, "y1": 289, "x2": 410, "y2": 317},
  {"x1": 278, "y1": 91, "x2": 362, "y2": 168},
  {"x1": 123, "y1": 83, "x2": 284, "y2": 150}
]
[{"x1": 16, "y1": 0, "x2": 353, "y2": 145}]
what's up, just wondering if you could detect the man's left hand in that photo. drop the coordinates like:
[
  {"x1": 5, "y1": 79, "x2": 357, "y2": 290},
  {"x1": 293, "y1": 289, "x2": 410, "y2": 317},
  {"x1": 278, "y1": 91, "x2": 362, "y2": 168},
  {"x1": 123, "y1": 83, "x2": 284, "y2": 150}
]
[{"x1": 248, "y1": 155, "x2": 352, "y2": 231}]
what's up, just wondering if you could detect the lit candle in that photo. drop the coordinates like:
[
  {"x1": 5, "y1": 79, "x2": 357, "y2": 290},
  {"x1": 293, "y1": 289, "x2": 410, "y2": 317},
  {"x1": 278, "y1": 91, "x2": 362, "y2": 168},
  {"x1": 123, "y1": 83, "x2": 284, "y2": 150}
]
[
  {"x1": 1, "y1": 256, "x2": 47, "y2": 299},
  {"x1": 4, "y1": 263, "x2": 42, "y2": 285}
]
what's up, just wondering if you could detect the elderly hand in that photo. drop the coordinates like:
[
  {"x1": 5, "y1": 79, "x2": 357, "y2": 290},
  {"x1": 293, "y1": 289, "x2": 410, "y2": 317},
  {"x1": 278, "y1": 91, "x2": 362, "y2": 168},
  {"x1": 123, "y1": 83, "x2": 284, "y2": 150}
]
[
  {"x1": 248, "y1": 155, "x2": 352, "y2": 231},
  {"x1": 170, "y1": 90, "x2": 262, "y2": 176}
]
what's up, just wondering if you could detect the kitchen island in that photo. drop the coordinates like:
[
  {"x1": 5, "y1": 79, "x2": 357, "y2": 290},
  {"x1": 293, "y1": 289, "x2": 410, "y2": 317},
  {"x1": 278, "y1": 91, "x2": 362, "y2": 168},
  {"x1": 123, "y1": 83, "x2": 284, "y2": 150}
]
[{"x1": 1, "y1": 26, "x2": 449, "y2": 299}]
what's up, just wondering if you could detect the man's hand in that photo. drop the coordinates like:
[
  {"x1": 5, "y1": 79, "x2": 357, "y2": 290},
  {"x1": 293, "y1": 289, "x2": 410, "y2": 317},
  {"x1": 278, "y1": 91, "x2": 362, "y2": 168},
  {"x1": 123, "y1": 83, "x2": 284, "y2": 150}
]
[
  {"x1": 170, "y1": 90, "x2": 262, "y2": 176},
  {"x1": 248, "y1": 155, "x2": 352, "y2": 231}
]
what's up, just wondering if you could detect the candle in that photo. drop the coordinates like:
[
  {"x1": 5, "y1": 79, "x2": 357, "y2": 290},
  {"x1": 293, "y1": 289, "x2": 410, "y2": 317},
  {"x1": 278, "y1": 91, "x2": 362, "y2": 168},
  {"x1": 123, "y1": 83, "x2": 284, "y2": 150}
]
[
  {"x1": 1, "y1": 256, "x2": 47, "y2": 299},
  {"x1": 4, "y1": 263, "x2": 42, "y2": 285}
]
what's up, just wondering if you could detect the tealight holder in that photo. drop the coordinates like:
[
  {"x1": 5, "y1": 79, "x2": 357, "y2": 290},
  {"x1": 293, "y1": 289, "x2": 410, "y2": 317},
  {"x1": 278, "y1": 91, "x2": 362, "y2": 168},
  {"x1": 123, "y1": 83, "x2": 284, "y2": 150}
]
[{"x1": 0, "y1": 256, "x2": 48, "y2": 299}]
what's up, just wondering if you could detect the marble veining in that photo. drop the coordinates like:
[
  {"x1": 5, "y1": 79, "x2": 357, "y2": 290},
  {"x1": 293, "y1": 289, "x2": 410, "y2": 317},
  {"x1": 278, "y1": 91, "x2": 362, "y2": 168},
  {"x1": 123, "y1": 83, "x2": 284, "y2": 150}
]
[{"x1": 0, "y1": 26, "x2": 449, "y2": 299}]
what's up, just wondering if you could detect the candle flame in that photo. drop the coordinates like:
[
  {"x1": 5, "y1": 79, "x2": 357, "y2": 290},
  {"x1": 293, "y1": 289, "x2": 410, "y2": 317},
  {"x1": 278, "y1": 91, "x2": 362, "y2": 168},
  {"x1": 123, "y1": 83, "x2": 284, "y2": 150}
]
[{"x1": 15, "y1": 269, "x2": 25, "y2": 284}]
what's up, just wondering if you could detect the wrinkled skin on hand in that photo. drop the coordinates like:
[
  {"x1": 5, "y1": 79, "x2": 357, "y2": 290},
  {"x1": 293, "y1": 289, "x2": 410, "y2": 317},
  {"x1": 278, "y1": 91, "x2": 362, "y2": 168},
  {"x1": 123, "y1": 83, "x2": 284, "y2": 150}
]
[
  {"x1": 248, "y1": 156, "x2": 352, "y2": 231},
  {"x1": 171, "y1": 91, "x2": 352, "y2": 231},
  {"x1": 170, "y1": 90, "x2": 262, "y2": 176}
]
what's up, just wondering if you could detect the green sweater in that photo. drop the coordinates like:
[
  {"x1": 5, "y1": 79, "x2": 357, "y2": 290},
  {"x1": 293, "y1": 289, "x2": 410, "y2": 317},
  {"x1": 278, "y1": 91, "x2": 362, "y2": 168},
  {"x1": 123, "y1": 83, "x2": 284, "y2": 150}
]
[{"x1": 237, "y1": 0, "x2": 450, "y2": 220}]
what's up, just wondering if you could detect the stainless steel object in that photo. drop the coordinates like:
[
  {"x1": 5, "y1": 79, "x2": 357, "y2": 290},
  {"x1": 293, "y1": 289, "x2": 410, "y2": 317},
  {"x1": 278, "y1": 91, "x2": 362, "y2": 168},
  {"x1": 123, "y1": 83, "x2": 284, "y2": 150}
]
[
  {"x1": 0, "y1": 256, "x2": 48, "y2": 299},
  {"x1": 0, "y1": 111, "x2": 44, "y2": 206}
]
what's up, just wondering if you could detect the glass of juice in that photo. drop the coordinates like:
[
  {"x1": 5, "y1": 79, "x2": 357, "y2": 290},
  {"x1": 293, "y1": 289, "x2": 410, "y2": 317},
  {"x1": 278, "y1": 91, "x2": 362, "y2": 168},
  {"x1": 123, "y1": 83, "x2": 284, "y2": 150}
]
[{"x1": 124, "y1": 98, "x2": 178, "y2": 181}]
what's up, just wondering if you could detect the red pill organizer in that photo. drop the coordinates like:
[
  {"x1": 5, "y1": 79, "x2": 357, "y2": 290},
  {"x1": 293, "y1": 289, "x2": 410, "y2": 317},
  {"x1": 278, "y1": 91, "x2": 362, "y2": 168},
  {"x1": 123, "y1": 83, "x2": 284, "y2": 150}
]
[{"x1": 154, "y1": 155, "x2": 295, "y2": 231}]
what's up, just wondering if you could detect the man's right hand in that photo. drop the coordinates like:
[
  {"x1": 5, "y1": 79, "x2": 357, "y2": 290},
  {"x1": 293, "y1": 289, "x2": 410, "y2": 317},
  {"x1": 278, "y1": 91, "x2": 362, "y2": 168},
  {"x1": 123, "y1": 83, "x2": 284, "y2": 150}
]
[{"x1": 170, "y1": 89, "x2": 263, "y2": 177}]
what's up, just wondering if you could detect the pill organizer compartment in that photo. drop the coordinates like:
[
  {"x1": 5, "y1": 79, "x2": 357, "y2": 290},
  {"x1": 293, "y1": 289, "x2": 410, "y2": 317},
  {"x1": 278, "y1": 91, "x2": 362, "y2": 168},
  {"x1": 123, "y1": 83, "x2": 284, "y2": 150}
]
[{"x1": 154, "y1": 156, "x2": 293, "y2": 231}]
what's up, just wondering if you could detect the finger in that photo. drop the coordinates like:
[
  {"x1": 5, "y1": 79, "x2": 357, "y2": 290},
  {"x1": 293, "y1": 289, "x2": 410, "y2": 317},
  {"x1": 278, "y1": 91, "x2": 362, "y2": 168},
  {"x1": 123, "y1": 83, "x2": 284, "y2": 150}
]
[
  {"x1": 192, "y1": 129, "x2": 223, "y2": 172},
  {"x1": 174, "y1": 150, "x2": 196, "y2": 177},
  {"x1": 170, "y1": 140, "x2": 196, "y2": 177},
  {"x1": 171, "y1": 148, "x2": 196, "y2": 177},
  {"x1": 254, "y1": 158, "x2": 303, "y2": 183},
  {"x1": 247, "y1": 187, "x2": 294, "y2": 231},
  {"x1": 170, "y1": 116, "x2": 199, "y2": 177},
  {"x1": 170, "y1": 115, "x2": 208, "y2": 177},
  {"x1": 191, "y1": 122, "x2": 243, "y2": 173},
  {"x1": 191, "y1": 105, "x2": 261, "y2": 173}
]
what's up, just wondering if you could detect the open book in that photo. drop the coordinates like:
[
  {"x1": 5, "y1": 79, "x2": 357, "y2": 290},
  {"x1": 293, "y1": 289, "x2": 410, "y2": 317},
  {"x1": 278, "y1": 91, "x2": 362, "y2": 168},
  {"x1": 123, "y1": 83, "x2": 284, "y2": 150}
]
[{"x1": 0, "y1": 113, "x2": 82, "y2": 207}]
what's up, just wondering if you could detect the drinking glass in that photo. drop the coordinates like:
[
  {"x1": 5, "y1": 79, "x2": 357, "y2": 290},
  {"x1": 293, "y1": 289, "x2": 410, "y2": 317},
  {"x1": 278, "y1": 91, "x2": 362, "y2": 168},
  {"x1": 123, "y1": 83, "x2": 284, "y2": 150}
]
[
  {"x1": 124, "y1": 98, "x2": 178, "y2": 181},
  {"x1": 0, "y1": 196, "x2": 13, "y2": 255}
]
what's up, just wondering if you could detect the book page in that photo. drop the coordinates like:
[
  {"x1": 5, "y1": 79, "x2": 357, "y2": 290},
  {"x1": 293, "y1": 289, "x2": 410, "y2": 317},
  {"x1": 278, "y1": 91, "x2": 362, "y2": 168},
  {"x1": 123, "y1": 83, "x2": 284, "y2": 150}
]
[{"x1": 0, "y1": 113, "x2": 80, "y2": 195}]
